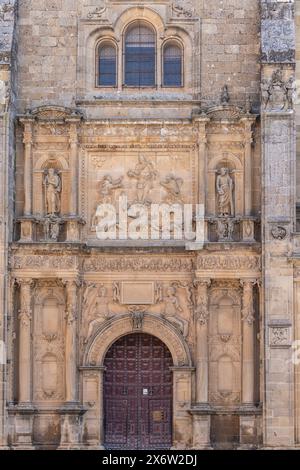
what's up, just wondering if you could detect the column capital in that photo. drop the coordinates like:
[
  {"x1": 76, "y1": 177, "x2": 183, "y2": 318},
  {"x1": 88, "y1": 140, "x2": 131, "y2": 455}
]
[
  {"x1": 61, "y1": 278, "x2": 81, "y2": 289},
  {"x1": 194, "y1": 279, "x2": 211, "y2": 288},
  {"x1": 15, "y1": 278, "x2": 35, "y2": 289},
  {"x1": 240, "y1": 278, "x2": 258, "y2": 288}
]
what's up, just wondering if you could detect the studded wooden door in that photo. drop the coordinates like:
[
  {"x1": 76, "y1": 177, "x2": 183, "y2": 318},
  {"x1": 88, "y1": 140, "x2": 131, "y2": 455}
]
[{"x1": 104, "y1": 333, "x2": 173, "y2": 450}]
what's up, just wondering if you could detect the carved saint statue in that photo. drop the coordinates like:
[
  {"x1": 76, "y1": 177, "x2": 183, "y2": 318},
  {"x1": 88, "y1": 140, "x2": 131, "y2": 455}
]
[
  {"x1": 163, "y1": 286, "x2": 189, "y2": 338},
  {"x1": 85, "y1": 285, "x2": 112, "y2": 342},
  {"x1": 127, "y1": 154, "x2": 157, "y2": 205},
  {"x1": 216, "y1": 168, "x2": 234, "y2": 217},
  {"x1": 44, "y1": 168, "x2": 61, "y2": 215},
  {"x1": 160, "y1": 174, "x2": 184, "y2": 204}
]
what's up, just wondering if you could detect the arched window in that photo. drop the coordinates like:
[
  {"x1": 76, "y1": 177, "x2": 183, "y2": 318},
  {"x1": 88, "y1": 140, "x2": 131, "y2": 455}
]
[
  {"x1": 125, "y1": 22, "x2": 156, "y2": 87},
  {"x1": 98, "y1": 42, "x2": 117, "y2": 87},
  {"x1": 163, "y1": 42, "x2": 183, "y2": 87}
]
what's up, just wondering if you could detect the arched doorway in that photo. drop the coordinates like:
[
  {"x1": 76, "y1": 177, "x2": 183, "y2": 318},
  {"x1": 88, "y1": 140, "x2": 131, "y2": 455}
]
[{"x1": 103, "y1": 333, "x2": 173, "y2": 450}]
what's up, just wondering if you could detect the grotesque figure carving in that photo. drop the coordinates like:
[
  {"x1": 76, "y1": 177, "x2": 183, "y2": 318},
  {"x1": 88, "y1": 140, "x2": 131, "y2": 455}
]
[
  {"x1": 44, "y1": 168, "x2": 61, "y2": 216},
  {"x1": 216, "y1": 168, "x2": 234, "y2": 217}
]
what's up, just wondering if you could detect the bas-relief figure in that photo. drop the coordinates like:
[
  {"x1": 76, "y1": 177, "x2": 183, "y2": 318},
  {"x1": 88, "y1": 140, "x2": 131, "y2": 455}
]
[
  {"x1": 261, "y1": 69, "x2": 296, "y2": 111},
  {"x1": 216, "y1": 168, "x2": 234, "y2": 217},
  {"x1": 162, "y1": 286, "x2": 189, "y2": 338},
  {"x1": 127, "y1": 154, "x2": 157, "y2": 205},
  {"x1": 160, "y1": 174, "x2": 184, "y2": 204},
  {"x1": 91, "y1": 175, "x2": 123, "y2": 228},
  {"x1": 84, "y1": 285, "x2": 113, "y2": 342}
]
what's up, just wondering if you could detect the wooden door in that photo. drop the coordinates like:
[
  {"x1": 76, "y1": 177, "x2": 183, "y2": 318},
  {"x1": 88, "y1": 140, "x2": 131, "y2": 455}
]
[{"x1": 104, "y1": 333, "x2": 173, "y2": 450}]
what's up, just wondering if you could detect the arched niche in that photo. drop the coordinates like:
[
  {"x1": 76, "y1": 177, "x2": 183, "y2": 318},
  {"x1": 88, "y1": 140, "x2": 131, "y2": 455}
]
[{"x1": 207, "y1": 153, "x2": 244, "y2": 217}]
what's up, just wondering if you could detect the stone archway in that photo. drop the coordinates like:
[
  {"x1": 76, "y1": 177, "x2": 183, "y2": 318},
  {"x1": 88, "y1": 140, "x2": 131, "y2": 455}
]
[
  {"x1": 84, "y1": 313, "x2": 192, "y2": 367},
  {"x1": 81, "y1": 314, "x2": 194, "y2": 449}
]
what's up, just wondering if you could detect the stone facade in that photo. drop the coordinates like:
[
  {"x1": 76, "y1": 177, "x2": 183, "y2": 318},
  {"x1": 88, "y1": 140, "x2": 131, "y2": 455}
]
[{"x1": 0, "y1": 0, "x2": 299, "y2": 450}]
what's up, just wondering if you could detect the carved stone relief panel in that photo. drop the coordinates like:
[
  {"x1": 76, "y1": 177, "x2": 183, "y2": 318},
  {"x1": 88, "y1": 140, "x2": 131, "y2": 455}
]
[
  {"x1": 208, "y1": 282, "x2": 242, "y2": 405},
  {"x1": 82, "y1": 147, "x2": 196, "y2": 238},
  {"x1": 33, "y1": 285, "x2": 65, "y2": 402},
  {"x1": 81, "y1": 279, "x2": 193, "y2": 348}
]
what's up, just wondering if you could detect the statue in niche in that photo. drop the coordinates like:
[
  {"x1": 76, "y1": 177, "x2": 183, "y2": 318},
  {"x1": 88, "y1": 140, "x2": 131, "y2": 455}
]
[
  {"x1": 160, "y1": 174, "x2": 184, "y2": 204},
  {"x1": 162, "y1": 286, "x2": 189, "y2": 338},
  {"x1": 84, "y1": 285, "x2": 112, "y2": 343},
  {"x1": 91, "y1": 175, "x2": 123, "y2": 228},
  {"x1": 127, "y1": 155, "x2": 157, "y2": 205},
  {"x1": 44, "y1": 168, "x2": 61, "y2": 216},
  {"x1": 216, "y1": 168, "x2": 234, "y2": 217}
]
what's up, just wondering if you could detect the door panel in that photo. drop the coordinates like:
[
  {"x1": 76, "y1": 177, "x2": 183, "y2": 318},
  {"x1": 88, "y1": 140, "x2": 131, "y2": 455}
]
[{"x1": 104, "y1": 333, "x2": 173, "y2": 450}]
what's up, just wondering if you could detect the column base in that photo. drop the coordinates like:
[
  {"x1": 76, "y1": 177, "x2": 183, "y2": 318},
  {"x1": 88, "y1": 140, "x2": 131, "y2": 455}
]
[{"x1": 59, "y1": 403, "x2": 87, "y2": 449}]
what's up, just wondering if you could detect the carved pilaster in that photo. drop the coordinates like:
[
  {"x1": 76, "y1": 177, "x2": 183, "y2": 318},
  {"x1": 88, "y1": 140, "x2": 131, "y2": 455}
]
[
  {"x1": 241, "y1": 280, "x2": 256, "y2": 405},
  {"x1": 15, "y1": 278, "x2": 34, "y2": 404},
  {"x1": 241, "y1": 117, "x2": 256, "y2": 216},
  {"x1": 67, "y1": 118, "x2": 80, "y2": 216},
  {"x1": 62, "y1": 279, "x2": 80, "y2": 403},
  {"x1": 20, "y1": 119, "x2": 35, "y2": 216},
  {"x1": 194, "y1": 279, "x2": 211, "y2": 404}
]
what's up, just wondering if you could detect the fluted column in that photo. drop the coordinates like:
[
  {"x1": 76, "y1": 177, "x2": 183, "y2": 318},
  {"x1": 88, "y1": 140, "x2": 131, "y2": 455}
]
[
  {"x1": 16, "y1": 279, "x2": 34, "y2": 404},
  {"x1": 63, "y1": 279, "x2": 80, "y2": 403},
  {"x1": 241, "y1": 279, "x2": 256, "y2": 405},
  {"x1": 194, "y1": 279, "x2": 211, "y2": 403}
]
